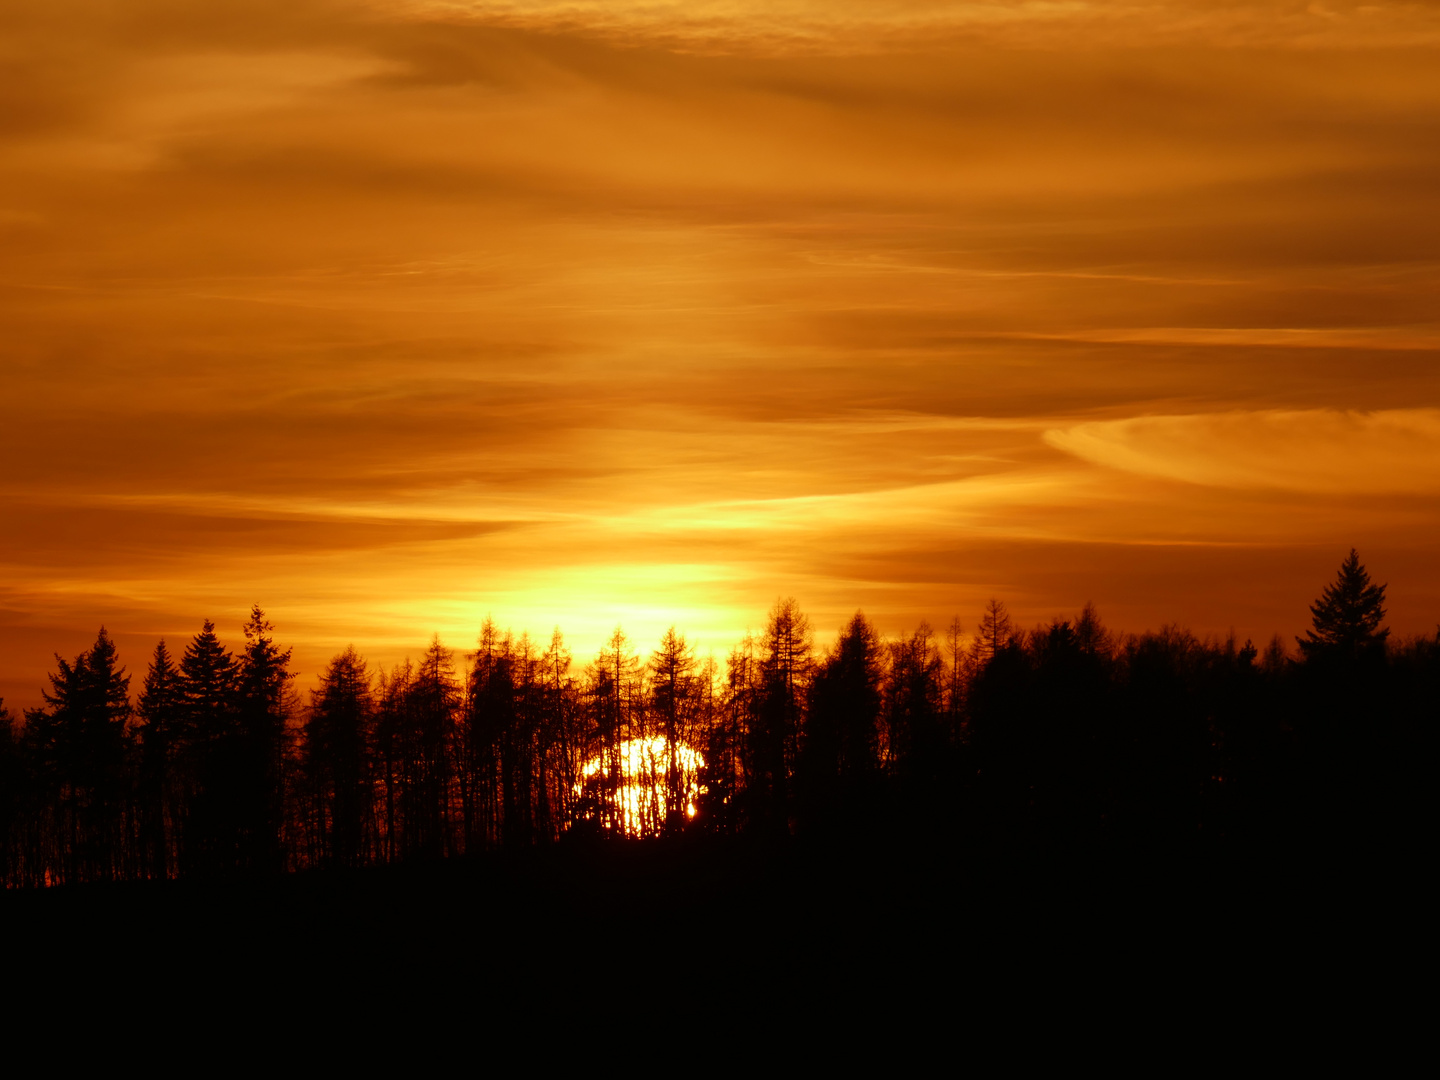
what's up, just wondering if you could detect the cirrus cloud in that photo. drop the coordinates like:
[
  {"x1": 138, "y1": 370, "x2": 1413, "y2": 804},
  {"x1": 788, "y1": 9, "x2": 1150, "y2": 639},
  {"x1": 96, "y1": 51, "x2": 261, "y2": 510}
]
[
  {"x1": 1045, "y1": 408, "x2": 1440, "y2": 494},
  {"x1": 386, "y1": 1, "x2": 1440, "y2": 53}
]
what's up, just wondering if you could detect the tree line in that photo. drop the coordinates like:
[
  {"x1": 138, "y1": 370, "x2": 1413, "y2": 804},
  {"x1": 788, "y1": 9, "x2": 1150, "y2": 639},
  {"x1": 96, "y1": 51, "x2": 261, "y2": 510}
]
[{"x1": 0, "y1": 550, "x2": 1432, "y2": 886}]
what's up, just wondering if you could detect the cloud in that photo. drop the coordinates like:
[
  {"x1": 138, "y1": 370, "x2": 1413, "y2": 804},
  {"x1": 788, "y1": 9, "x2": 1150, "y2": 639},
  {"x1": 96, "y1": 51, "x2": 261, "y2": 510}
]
[
  {"x1": 1045, "y1": 409, "x2": 1440, "y2": 494},
  {"x1": 385, "y1": 1, "x2": 1440, "y2": 53}
]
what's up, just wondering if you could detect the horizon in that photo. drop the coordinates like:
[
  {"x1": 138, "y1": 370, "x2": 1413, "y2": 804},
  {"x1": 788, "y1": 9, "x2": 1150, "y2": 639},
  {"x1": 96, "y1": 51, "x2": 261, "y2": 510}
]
[{"x1": 0, "y1": 553, "x2": 1418, "y2": 713}]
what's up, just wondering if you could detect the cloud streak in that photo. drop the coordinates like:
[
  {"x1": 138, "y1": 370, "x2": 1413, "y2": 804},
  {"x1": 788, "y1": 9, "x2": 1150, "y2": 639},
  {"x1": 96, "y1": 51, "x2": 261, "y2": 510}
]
[
  {"x1": 392, "y1": 1, "x2": 1440, "y2": 52},
  {"x1": 1046, "y1": 409, "x2": 1440, "y2": 494}
]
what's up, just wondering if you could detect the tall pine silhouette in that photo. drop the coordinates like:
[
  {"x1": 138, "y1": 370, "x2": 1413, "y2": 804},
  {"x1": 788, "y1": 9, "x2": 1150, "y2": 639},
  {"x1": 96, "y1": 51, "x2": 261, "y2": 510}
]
[{"x1": 1297, "y1": 549, "x2": 1389, "y2": 663}]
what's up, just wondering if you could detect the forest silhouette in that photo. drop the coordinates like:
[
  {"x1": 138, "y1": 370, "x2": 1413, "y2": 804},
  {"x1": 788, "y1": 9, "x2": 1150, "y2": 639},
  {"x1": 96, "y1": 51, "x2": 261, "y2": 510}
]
[{"x1": 0, "y1": 550, "x2": 1432, "y2": 891}]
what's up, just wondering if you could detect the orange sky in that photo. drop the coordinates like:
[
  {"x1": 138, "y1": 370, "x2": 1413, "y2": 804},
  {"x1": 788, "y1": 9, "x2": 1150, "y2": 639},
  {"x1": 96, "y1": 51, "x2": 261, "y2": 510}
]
[{"x1": 4, "y1": 1, "x2": 1440, "y2": 707}]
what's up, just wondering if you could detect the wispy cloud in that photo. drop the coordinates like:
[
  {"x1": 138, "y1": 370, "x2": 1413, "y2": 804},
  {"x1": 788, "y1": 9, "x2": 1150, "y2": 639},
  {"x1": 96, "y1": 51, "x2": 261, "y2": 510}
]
[
  {"x1": 1046, "y1": 409, "x2": 1440, "y2": 494},
  {"x1": 387, "y1": 1, "x2": 1440, "y2": 52}
]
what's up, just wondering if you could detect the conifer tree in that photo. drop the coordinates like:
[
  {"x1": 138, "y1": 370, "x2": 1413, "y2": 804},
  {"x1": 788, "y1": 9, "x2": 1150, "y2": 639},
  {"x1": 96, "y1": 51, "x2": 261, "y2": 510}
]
[
  {"x1": 750, "y1": 598, "x2": 811, "y2": 830},
  {"x1": 1297, "y1": 549, "x2": 1389, "y2": 663},
  {"x1": 650, "y1": 627, "x2": 697, "y2": 832},
  {"x1": 802, "y1": 612, "x2": 883, "y2": 823},
  {"x1": 407, "y1": 636, "x2": 459, "y2": 858},
  {"x1": 1075, "y1": 602, "x2": 1112, "y2": 658},
  {"x1": 179, "y1": 620, "x2": 239, "y2": 742},
  {"x1": 304, "y1": 647, "x2": 373, "y2": 867},
  {"x1": 944, "y1": 616, "x2": 965, "y2": 731},
  {"x1": 34, "y1": 629, "x2": 131, "y2": 882},
  {"x1": 136, "y1": 640, "x2": 184, "y2": 878},
  {"x1": 542, "y1": 628, "x2": 583, "y2": 835},
  {"x1": 177, "y1": 620, "x2": 239, "y2": 873},
  {"x1": 0, "y1": 699, "x2": 19, "y2": 886},
  {"x1": 235, "y1": 606, "x2": 294, "y2": 871},
  {"x1": 977, "y1": 598, "x2": 1013, "y2": 662},
  {"x1": 373, "y1": 660, "x2": 413, "y2": 863},
  {"x1": 589, "y1": 627, "x2": 642, "y2": 835},
  {"x1": 884, "y1": 622, "x2": 944, "y2": 772}
]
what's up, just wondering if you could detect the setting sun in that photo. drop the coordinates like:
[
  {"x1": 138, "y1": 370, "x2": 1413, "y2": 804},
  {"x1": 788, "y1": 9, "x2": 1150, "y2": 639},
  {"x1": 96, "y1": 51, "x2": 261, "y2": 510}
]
[{"x1": 578, "y1": 737, "x2": 705, "y2": 837}]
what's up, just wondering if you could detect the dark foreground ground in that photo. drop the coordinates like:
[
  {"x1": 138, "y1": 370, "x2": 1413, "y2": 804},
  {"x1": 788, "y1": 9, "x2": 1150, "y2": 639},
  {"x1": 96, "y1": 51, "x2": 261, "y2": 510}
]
[{"x1": 8, "y1": 830, "x2": 1420, "y2": 1006}]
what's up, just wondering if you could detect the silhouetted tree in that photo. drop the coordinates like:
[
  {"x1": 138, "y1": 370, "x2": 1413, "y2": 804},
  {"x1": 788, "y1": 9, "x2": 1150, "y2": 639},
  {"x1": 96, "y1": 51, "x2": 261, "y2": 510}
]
[
  {"x1": 540, "y1": 628, "x2": 583, "y2": 839},
  {"x1": 3, "y1": 569, "x2": 1435, "y2": 885},
  {"x1": 944, "y1": 616, "x2": 966, "y2": 739},
  {"x1": 883, "y1": 622, "x2": 945, "y2": 776},
  {"x1": 698, "y1": 635, "x2": 755, "y2": 835},
  {"x1": 586, "y1": 627, "x2": 644, "y2": 836},
  {"x1": 466, "y1": 620, "x2": 515, "y2": 848},
  {"x1": 408, "y1": 638, "x2": 460, "y2": 858},
  {"x1": 27, "y1": 629, "x2": 132, "y2": 883},
  {"x1": 747, "y1": 598, "x2": 812, "y2": 833},
  {"x1": 1075, "y1": 602, "x2": 1112, "y2": 658},
  {"x1": 801, "y1": 613, "x2": 882, "y2": 828},
  {"x1": 135, "y1": 640, "x2": 184, "y2": 879},
  {"x1": 303, "y1": 647, "x2": 374, "y2": 867},
  {"x1": 373, "y1": 660, "x2": 412, "y2": 863},
  {"x1": 1291, "y1": 551, "x2": 1393, "y2": 843},
  {"x1": 234, "y1": 606, "x2": 295, "y2": 873},
  {"x1": 494, "y1": 632, "x2": 541, "y2": 848},
  {"x1": 0, "y1": 700, "x2": 22, "y2": 885},
  {"x1": 976, "y1": 598, "x2": 1013, "y2": 663},
  {"x1": 1297, "y1": 549, "x2": 1389, "y2": 664},
  {"x1": 650, "y1": 627, "x2": 698, "y2": 833},
  {"x1": 178, "y1": 620, "x2": 240, "y2": 875}
]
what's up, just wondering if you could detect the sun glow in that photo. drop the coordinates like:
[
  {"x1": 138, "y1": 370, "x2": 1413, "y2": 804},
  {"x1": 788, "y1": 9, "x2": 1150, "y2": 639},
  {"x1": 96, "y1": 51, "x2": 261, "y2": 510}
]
[{"x1": 577, "y1": 737, "x2": 705, "y2": 838}]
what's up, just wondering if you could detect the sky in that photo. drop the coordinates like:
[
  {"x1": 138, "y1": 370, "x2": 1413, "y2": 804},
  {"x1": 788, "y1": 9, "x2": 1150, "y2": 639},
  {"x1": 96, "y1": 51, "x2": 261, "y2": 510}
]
[{"x1": 3, "y1": 0, "x2": 1440, "y2": 707}]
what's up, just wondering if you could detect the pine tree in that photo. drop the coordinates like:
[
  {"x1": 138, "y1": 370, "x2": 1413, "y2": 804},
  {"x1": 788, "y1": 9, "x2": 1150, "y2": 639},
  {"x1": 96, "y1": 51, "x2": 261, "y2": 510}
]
[
  {"x1": 1297, "y1": 549, "x2": 1389, "y2": 663},
  {"x1": 407, "y1": 636, "x2": 459, "y2": 857},
  {"x1": 179, "y1": 620, "x2": 239, "y2": 742},
  {"x1": 35, "y1": 629, "x2": 131, "y2": 882},
  {"x1": 177, "y1": 619, "x2": 239, "y2": 873},
  {"x1": 304, "y1": 647, "x2": 373, "y2": 867},
  {"x1": 136, "y1": 640, "x2": 184, "y2": 878},
  {"x1": 804, "y1": 612, "x2": 883, "y2": 816},
  {"x1": 236, "y1": 605, "x2": 294, "y2": 872}
]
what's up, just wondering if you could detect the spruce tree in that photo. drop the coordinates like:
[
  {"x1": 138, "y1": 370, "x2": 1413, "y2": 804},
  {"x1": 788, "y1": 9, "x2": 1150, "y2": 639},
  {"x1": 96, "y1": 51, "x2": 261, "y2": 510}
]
[
  {"x1": 179, "y1": 620, "x2": 239, "y2": 741},
  {"x1": 304, "y1": 647, "x2": 373, "y2": 867},
  {"x1": 1297, "y1": 549, "x2": 1389, "y2": 663},
  {"x1": 136, "y1": 640, "x2": 184, "y2": 878},
  {"x1": 36, "y1": 629, "x2": 131, "y2": 882},
  {"x1": 177, "y1": 620, "x2": 239, "y2": 873},
  {"x1": 236, "y1": 606, "x2": 294, "y2": 872},
  {"x1": 804, "y1": 611, "x2": 883, "y2": 817}
]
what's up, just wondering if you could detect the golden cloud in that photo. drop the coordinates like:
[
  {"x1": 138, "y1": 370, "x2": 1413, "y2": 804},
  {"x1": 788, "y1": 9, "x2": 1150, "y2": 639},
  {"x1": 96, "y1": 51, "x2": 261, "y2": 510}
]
[
  {"x1": 1046, "y1": 409, "x2": 1440, "y2": 494},
  {"x1": 388, "y1": 1, "x2": 1440, "y2": 52}
]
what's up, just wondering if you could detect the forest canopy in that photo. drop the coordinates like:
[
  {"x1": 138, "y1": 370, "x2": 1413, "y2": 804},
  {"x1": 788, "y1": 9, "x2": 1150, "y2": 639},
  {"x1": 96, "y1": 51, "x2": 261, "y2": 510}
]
[{"x1": 0, "y1": 553, "x2": 1432, "y2": 887}]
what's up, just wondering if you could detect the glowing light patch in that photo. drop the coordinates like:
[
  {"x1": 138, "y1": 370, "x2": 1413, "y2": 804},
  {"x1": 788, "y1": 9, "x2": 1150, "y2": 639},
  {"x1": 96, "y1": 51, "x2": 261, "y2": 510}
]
[{"x1": 577, "y1": 737, "x2": 705, "y2": 837}]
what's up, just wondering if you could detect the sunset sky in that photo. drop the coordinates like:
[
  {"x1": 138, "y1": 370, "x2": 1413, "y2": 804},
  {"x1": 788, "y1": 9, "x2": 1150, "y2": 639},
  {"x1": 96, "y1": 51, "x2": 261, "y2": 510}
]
[{"x1": 4, "y1": 1, "x2": 1440, "y2": 707}]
